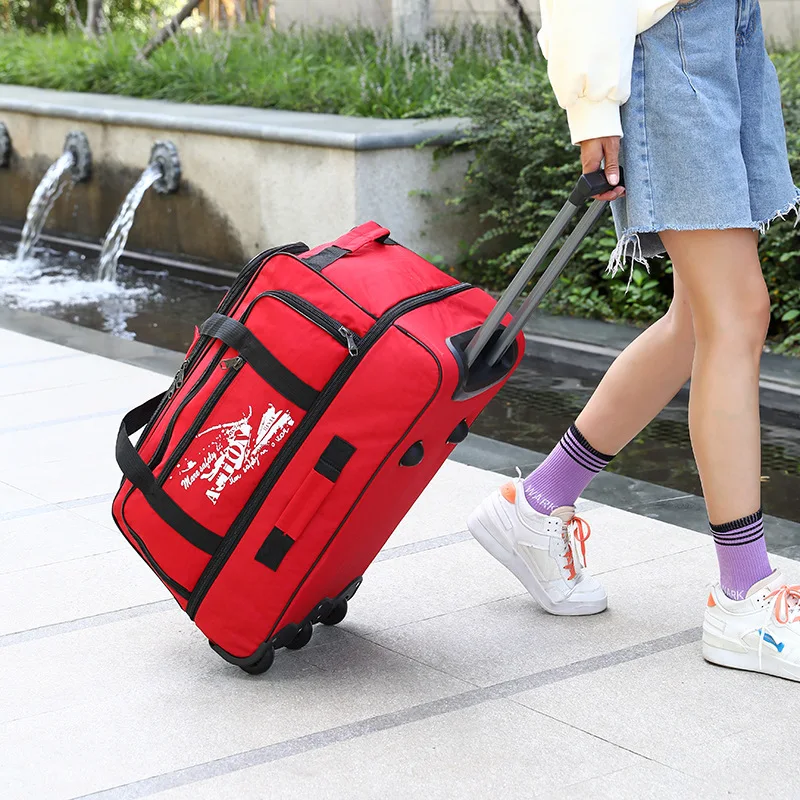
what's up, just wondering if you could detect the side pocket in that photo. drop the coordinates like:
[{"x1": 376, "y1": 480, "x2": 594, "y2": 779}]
[{"x1": 255, "y1": 436, "x2": 356, "y2": 571}]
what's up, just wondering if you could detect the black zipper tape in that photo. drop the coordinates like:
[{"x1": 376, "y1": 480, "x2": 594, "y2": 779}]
[{"x1": 186, "y1": 282, "x2": 470, "y2": 619}]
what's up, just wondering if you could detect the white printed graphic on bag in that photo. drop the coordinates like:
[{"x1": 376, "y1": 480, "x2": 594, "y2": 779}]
[{"x1": 175, "y1": 405, "x2": 295, "y2": 505}]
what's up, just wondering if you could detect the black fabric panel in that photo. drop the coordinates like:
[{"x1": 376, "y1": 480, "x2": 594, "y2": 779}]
[
  {"x1": 315, "y1": 436, "x2": 356, "y2": 482},
  {"x1": 255, "y1": 527, "x2": 295, "y2": 571},
  {"x1": 200, "y1": 313, "x2": 318, "y2": 411}
]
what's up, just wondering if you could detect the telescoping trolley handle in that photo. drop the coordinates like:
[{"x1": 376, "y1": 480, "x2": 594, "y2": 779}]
[{"x1": 464, "y1": 168, "x2": 624, "y2": 370}]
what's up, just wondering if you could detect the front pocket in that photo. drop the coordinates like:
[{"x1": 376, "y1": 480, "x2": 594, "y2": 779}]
[{"x1": 157, "y1": 295, "x2": 360, "y2": 536}]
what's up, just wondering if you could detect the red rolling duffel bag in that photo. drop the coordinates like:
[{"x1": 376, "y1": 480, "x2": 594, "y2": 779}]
[{"x1": 113, "y1": 170, "x2": 616, "y2": 674}]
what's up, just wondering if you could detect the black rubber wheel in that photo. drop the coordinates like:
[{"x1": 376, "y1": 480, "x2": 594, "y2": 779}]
[
  {"x1": 286, "y1": 621, "x2": 313, "y2": 651},
  {"x1": 321, "y1": 599, "x2": 348, "y2": 626},
  {"x1": 240, "y1": 645, "x2": 275, "y2": 675}
]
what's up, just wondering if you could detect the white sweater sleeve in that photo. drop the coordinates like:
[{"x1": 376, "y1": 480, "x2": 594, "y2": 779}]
[{"x1": 538, "y1": 0, "x2": 639, "y2": 145}]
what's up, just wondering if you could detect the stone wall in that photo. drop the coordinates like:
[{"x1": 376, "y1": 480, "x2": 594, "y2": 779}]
[{"x1": 0, "y1": 87, "x2": 472, "y2": 269}]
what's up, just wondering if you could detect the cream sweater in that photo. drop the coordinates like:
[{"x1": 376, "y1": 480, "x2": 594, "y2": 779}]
[{"x1": 537, "y1": 0, "x2": 678, "y2": 144}]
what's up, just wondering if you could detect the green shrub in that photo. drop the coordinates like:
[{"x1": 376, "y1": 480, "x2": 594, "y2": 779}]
[
  {"x1": 432, "y1": 54, "x2": 800, "y2": 349},
  {"x1": 0, "y1": 25, "x2": 536, "y2": 119}
]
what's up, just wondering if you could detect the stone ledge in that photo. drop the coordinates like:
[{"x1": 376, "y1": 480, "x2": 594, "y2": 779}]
[{"x1": 0, "y1": 85, "x2": 468, "y2": 151}]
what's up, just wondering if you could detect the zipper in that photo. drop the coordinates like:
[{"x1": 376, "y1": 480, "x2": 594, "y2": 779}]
[
  {"x1": 255, "y1": 290, "x2": 360, "y2": 355},
  {"x1": 137, "y1": 244, "x2": 309, "y2": 466},
  {"x1": 186, "y1": 282, "x2": 470, "y2": 619},
  {"x1": 153, "y1": 293, "x2": 359, "y2": 489}
]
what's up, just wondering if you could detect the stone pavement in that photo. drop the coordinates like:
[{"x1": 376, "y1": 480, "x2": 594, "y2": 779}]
[{"x1": 1, "y1": 324, "x2": 799, "y2": 800}]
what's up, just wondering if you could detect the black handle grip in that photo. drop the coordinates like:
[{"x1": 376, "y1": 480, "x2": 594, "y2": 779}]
[{"x1": 569, "y1": 167, "x2": 625, "y2": 205}]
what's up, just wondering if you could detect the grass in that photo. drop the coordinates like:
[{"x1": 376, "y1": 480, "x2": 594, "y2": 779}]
[{"x1": 0, "y1": 25, "x2": 538, "y2": 118}]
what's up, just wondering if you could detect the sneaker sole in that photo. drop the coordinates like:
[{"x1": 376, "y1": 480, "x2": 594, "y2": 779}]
[
  {"x1": 467, "y1": 508, "x2": 607, "y2": 617},
  {"x1": 702, "y1": 643, "x2": 800, "y2": 683}
]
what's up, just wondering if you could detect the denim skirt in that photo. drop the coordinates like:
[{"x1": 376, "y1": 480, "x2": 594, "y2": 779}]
[{"x1": 609, "y1": 0, "x2": 799, "y2": 273}]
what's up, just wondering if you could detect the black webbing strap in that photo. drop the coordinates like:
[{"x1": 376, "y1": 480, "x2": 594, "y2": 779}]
[
  {"x1": 200, "y1": 313, "x2": 318, "y2": 411},
  {"x1": 255, "y1": 436, "x2": 356, "y2": 571},
  {"x1": 314, "y1": 436, "x2": 357, "y2": 482},
  {"x1": 255, "y1": 528, "x2": 294, "y2": 571},
  {"x1": 302, "y1": 236, "x2": 397, "y2": 271},
  {"x1": 303, "y1": 245, "x2": 349, "y2": 271},
  {"x1": 115, "y1": 393, "x2": 223, "y2": 556}
]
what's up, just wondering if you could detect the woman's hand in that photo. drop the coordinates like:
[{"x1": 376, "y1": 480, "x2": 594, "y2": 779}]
[{"x1": 580, "y1": 136, "x2": 626, "y2": 202}]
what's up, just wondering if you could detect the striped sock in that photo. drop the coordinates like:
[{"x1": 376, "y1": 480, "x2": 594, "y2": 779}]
[
  {"x1": 711, "y1": 510, "x2": 773, "y2": 601},
  {"x1": 522, "y1": 425, "x2": 613, "y2": 515}
]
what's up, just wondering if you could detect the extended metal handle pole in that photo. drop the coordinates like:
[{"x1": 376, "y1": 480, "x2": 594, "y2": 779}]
[
  {"x1": 463, "y1": 168, "x2": 623, "y2": 371},
  {"x1": 464, "y1": 201, "x2": 580, "y2": 369},
  {"x1": 484, "y1": 198, "x2": 609, "y2": 366}
]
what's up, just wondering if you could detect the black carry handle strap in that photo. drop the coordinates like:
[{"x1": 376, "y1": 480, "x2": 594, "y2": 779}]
[
  {"x1": 116, "y1": 393, "x2": 223, "y2": 556},
  {"x1": 200, "y1": 314, "x2": 319, "y2": 411},
  {"x1": 465, "y1": 168, "x2": 624, "y2": 369}
]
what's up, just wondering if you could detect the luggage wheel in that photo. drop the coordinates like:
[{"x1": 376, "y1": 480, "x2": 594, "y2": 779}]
[{"x1": 209, "y1": 577, "x2": 363, "y2": 676}]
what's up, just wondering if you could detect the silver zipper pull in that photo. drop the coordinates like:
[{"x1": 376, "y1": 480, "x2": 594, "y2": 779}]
[
  {"x1": 340, "y1": 327, "x2": 359, "y2": 357},
  {"x1": 220, "y1": 356, "x2": 245, "y2": 371}
]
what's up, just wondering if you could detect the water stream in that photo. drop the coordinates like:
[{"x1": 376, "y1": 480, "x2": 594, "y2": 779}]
[
  {"x1": 16, "y1": 151, "x2": 75, "y2": 262},
  {"x1": 97, "y1": 164, "x2": 162, "y2": 282}
]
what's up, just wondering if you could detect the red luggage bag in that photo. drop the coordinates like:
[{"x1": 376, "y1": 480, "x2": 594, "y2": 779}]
[{"x1": 113, "y1": 171, "x2": 616, "y2": 674}]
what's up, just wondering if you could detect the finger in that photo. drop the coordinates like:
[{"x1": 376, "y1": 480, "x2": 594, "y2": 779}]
[
  {"x1": 594, "y1": 187, "x2": 625, "y2": 202},
  {"x1": 580, "y1": 140, "x2": 604, "y2": 174},
  {"x1": 603, "y1": 137, "x2": 621, "y2": 187}
]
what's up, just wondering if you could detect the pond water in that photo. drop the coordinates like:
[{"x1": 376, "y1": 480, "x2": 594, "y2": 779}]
[{"x1": 3, "y1": 241, "x2": 799, "y2": 525}]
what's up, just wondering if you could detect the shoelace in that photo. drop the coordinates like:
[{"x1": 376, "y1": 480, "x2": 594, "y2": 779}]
[
  {"x1": 757, "y1": 583, "x2": 800, "y2": 669},
  {"x1": 562, "y1": 516, "x2": 591, "y2": 581}
]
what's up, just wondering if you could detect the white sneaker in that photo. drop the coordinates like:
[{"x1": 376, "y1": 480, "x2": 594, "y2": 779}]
[
  {"x1": 703, "y1": 571, "x2": 800, "y2": 682},
  {"x1": 467, "y1": 477, "x2": 607, "y2": 616}
]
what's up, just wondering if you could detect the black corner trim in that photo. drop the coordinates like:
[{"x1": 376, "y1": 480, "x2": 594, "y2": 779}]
[
  {"x1": 200, "y1": 313, "x2": 319, "y2": 411},
  {"x1": 303, "y1": 246, "x2": 349, "y2": 270},
  {"x1": 256, "y1": 527, "x2": 295, "y2": 571},
  {"x1": 315, "y1": 436, "x2": 356, "y2": 482}
]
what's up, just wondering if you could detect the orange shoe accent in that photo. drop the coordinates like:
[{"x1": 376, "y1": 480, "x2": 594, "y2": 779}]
[
  {"x1": 707, "y1": 592, "x2": 716, "y2": 608},
  {"x1": 563, "y1": 516, "x2": 591, "y2": 581},
  {"x1": 570, "y1": 516, "x2": 592, "y2": 567},
  {"x1": 563, "y1": 547, "x2": 577, "y2": 581},
  {"x1": 766, "y1": 584, "x2": 800, "y2": 624},
  {"x1": 500, "y1": 482, "x2": 517, "y2": 504}
]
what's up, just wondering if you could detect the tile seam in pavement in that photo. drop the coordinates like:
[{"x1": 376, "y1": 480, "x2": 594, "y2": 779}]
[
  {"x1": 0, "y1": 546, "x2": 126, "y2": 578},
  {"x1": 0, "y1": 600, "x2": 173, "y2": 648},
  {"x1": 0, "y1": 407, "x2": 130, "y2": 435},
  {"x1": 0, "y1": 492, "x2": 115, "y2": 522},
  {"x1": 0, "y1": 353, "x2": 84, "y2": 368},
  {"x1": 373, "y1": 530, "x2": 472, "y2": 561},
  {"x1": 73, "y1": 626, "x2": 703, "y2": 800},
  {"x1": 0, "y1": 376, "x2": 139, "y2": 400}
]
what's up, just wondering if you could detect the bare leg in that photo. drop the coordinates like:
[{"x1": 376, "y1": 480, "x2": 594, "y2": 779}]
[
  {"x1": 575, "y1": 270, "x2": 695, "y2": 455},
  {"x1": 660, "y1": 229, "x2": 767, "y2": 524}
]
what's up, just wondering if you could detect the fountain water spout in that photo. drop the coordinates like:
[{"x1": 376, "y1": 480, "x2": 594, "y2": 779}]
[
  {"x1": 16, "y1": 131, "x2": 93, "y2": 262},
  {"x1": 96, "y1": 141, "x2": 182, "y2": 282}
]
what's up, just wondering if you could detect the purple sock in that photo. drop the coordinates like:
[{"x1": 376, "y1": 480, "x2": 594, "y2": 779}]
[
  {"x1": 522, "y1": 425, "x2": 613, "y2": 515},
  {"x1": 711, "y1": 511, "x2": 773, "y2": 601}
]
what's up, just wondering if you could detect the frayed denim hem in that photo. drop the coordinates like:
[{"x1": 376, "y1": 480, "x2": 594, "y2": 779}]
[
  {"x1": 756, "y1": 190, "x2": 800, "y2": 234},
  {"x1": 607, "y1": 189, "x2": 800, "y2": 285}
]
